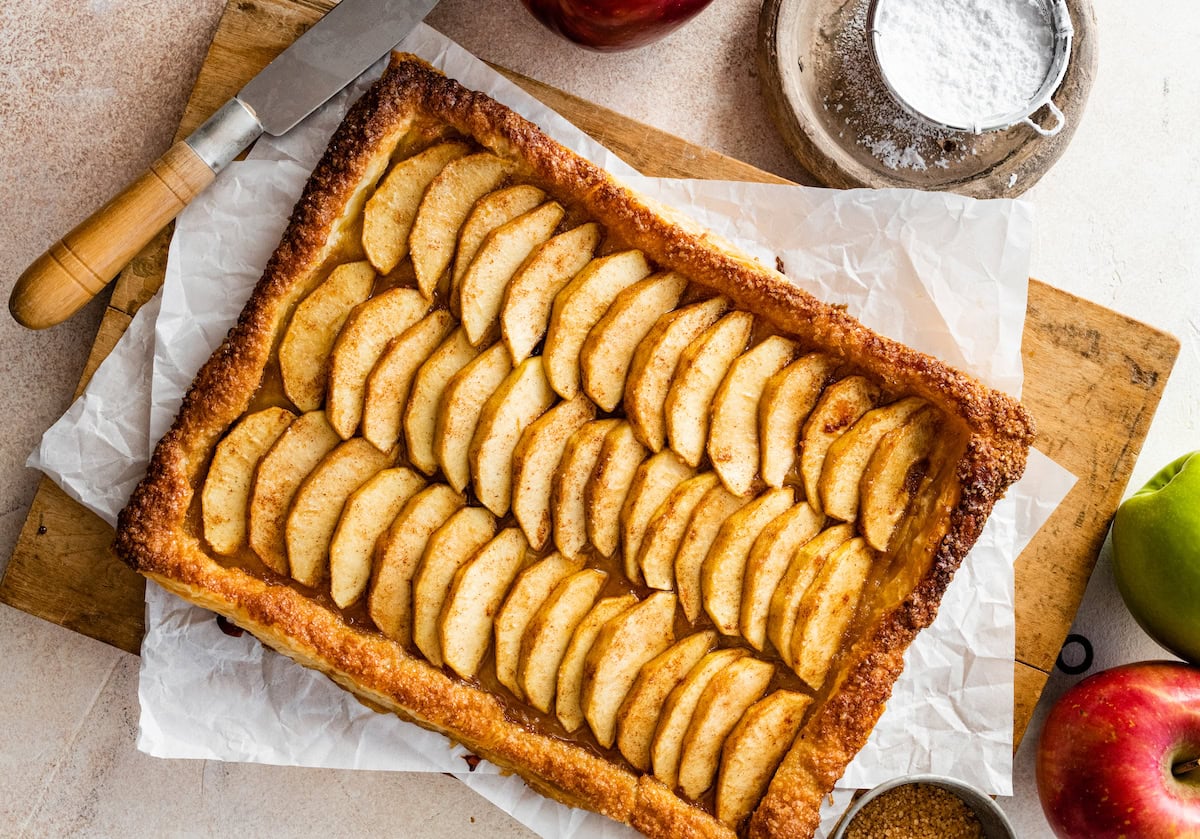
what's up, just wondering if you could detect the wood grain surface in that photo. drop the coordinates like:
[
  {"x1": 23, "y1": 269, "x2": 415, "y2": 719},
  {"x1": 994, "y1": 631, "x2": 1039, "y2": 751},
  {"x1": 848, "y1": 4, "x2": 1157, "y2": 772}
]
[{"x1": 0, "y1": 0, "x2": 1178, "y2": 753}]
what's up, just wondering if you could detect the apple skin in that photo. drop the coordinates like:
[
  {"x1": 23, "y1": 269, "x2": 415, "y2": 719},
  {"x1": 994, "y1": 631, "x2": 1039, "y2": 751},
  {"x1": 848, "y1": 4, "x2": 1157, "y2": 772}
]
[
  {"x1": 1036, "y1": 662, "x2": 1200, "y2": 839},
  {"x1": 519, "y1": 0, "x2": 715, "y2": 51},
  {"x1": 1112, "y1": 450, "x2": 1200, "y2": 664}
]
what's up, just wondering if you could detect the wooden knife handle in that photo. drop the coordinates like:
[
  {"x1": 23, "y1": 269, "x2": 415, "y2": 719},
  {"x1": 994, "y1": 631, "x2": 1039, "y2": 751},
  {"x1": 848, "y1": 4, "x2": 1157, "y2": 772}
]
[{"x1": 9, "y1": 140, "x2": 215, "y2": 329}]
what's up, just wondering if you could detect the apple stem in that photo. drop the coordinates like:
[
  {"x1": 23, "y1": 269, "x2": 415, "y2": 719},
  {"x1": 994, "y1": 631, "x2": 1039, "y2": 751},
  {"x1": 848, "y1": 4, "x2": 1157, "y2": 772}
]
[{"x1": 1174, "y1": 757, "x2": 1200, "y2": 778}]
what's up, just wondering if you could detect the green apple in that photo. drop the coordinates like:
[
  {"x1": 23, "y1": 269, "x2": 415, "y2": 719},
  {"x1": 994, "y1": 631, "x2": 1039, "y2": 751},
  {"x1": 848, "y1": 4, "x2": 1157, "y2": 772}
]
[{"x1": 1112, "y1": 450, "x2": 1200, "y2": 664}]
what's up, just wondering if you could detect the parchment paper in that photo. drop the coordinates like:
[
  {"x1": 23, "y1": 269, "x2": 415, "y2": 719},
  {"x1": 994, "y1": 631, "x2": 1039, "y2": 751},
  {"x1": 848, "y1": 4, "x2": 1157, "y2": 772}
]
[{"x1": 30, "y1": 23, "x2": 1076, "y2": 838}]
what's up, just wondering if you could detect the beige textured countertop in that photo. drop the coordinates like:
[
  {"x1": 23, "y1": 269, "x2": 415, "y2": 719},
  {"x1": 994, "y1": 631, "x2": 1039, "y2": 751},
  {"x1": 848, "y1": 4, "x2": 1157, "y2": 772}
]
[{"x1": 2, "y1": 1, "x2": 1197, "y2": 836}]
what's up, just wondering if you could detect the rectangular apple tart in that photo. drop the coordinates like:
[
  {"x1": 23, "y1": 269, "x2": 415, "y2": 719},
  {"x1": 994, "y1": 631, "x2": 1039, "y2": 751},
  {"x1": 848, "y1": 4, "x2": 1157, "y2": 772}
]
[{"x1": 115, "y1": 54, "x2": 1034, "y2": 839}]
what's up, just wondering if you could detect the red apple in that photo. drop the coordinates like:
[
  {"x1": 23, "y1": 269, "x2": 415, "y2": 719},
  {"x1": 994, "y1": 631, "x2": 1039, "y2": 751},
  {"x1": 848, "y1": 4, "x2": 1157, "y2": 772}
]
[
  {"x1": 519, "y1": 0, "x2": 716, "y2": 51},
  {"x1": 1036, "y1": 662, "x2": 1200, "y2": 838}
]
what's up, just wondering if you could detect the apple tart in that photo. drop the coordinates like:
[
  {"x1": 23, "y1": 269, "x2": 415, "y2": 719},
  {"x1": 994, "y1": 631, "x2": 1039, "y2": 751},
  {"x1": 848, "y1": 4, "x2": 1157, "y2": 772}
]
[{"x1": 116, "y1": 54, "x2": 1034, "y2": 839}]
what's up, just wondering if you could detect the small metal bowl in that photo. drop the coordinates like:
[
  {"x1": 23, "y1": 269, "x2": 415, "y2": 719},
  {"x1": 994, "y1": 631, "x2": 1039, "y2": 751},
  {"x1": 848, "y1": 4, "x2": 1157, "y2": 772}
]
[{"x1": 829, "y1": 774, "x2": 1017, "y2": 839}]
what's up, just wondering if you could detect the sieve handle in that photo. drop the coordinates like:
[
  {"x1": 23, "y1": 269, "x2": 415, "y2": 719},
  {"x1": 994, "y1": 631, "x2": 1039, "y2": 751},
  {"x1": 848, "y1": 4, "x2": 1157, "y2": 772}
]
[{"x1": 1022, "y1": 100, "x2": 1066, "y2": 137}]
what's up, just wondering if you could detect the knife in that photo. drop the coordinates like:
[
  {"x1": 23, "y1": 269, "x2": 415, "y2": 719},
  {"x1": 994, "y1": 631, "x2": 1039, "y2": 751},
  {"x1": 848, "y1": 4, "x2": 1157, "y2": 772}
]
[{"x1": 9, "y1": 0, "x2": 440, "y2": 330}]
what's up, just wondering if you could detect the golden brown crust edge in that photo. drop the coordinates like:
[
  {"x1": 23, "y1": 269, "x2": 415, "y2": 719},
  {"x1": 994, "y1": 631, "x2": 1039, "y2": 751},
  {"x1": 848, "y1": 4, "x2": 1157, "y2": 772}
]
[{"x1": 115, "y1": 53, "x2": 1034, "y2": 839}]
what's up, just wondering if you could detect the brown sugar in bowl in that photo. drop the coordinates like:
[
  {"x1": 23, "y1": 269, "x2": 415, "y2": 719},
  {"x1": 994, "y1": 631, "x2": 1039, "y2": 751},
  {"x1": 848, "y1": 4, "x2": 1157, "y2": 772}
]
[{"x1": 830, "y1": 775, "x2": 1017, "y2": 839}]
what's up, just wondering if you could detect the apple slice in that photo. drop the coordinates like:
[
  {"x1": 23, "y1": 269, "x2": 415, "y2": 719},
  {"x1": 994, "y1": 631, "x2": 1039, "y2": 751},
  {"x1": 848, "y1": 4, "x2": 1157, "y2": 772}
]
[
  {"x1": 362, "y1": 141, "x2": 470, "y2": 274},
  {"x1": 758, "y1": 353, "x2": 839, "y2": 489},
  {"x1": 790, "y1": 536, "x2": 875, "y2": 689},
  {"x1": 555, "y1": 593, "x2": 637, "y2": 733},
  {"x1": 581, "y1": 591, "x2": 677, "y2": 748},
  {"x1": 675, "y1": 482, "x2": 751, "y2": 622},
  {"x1": 368, "y1": 483, "x2": 465, "y2": 644},
  {"x1": 708, "y1": 336, "x2": 798, "y2": 497},
  {"x1": 766, "y1": 523, "x2": 855, "y2": 665},
  {"x1": 543, "y1": 250, "x2": 652, "y2": 399},
  {"x1": 739, "y1": 502, "x2": 825, "y2": 650},
  {"x1": 665, "y1": 311, "x2": 754, "y2": 467},
  {"x1": 715, "y1": 690, "x2": 813, "y2": 827},
  {"x1": 580, "y1": 271, "x2": 688, "y2": 412},
  {"x1": 404, "y1": 327, "x2": 480, "y2": 475},
  {"x1": 202, "y1": 407, "x2": 295, "y2": 555},
  {"x1": 620, "y1": 450, "x2": 695, "y2": 584},
  {"x1": 625, "y1": 296, "x2": 729, "y2": 452},
  {"x1": 286, "y1": 438, "x2": 394, "y2": 588},
  {"x1": 411, "y1": 506, "x2": 496, "y2": 667},
  {"x1": 279, "y1": 261, "x2": 376, "y2": 412},
  {"x1": 820, "y1": 396, "x2": 926, "y2": 522},
  {"x1": 460, "y1": 201, "x2": 565, "y2": 345},
  {"x1": 799, "y1": 375, "x2": 882, "y2": 514},
  {"x1": 551, "y1": 418, "x2": 621, "y2": 558},
  {"x1": 650, "y1": 648, "x2": 747, "y2": 790},
  {"x1": 327, "y1": 287, "x2": 429, "y2": 440},
  {"x1": 502, "y1": 222, "x2": 602, "y2": 365},
  {"x1": 637, "y1": 472, "x2": 720, "y2": 591},
  {"x1": 615, "y1": 631, "x2": 717, "y2": 771},
  {"x1": 434, "y1": 342, "x2": 513, "y2": 493},
  {"x1": 701, "y1": 486, "x2": 795, "y2": 635},
  {"x1": 585, "y1": 421, "x2": 648, "y2": 559},
  {"x1": 470, "y1": 356, "x2": 557, "y2": 517},
  {"x1": 440, "y1": 527, "x2": 529, "y2": 679},
  {"x1": 512, "y1": 394, "x2": 596, "y2": 550},
  {"x1": 361, "y1": 309, "x2": 455, "y2": 453},
  {"x1": 409, "y1": 152, "x2": 512, "y2": 299},
  {"x1": 493, "y1": 553, "x2": 580, "y2": 699},
  {"x1": 248, "y1": 410, "x2": 341, "y2": 574},
  {"x1": 450, "y1": 184, "x2": 545, "y2": 305},
  {"x1": 860, "y1": 405, "x2": 941, "y2": 551},
  {"x1": 677, "y1": 656, "x2": 774, "y2": 800},
  {"x1": 329, "y1": 466, "x2": 425, "y2": 608},
  {"x1": 518, "y1": 567, "x2": 608, "y2": 714}
]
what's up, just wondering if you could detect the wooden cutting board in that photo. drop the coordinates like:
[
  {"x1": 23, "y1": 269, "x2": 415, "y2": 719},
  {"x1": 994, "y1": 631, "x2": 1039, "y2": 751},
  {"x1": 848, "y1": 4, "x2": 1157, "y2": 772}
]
[{"x1": 1, "y1": 0, "x2": 1178, "y2": 751}]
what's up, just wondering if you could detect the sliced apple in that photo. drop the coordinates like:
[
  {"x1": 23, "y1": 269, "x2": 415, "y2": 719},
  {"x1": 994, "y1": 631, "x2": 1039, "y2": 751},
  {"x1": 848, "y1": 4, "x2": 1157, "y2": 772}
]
[
  {"x1": 708, "y1": 336, "x2": 798, "y2": 497},
  {"x1": 766, "y1": 522, "x2": 855, "y2": 665},
  {"x1": 701, "y1": 487, "x2": 795, "y2": 636},
  {"x1": 286, "y1": 439, "x2": 394, "y2": 588},
  {"x1": 790, "y1": 536, "x2": 875, "y2": 689},
  {"x1": 362, "y1": 141, "x2": 470, "y2": 275},
  {"x1": 581, "y1": 591, "x2": 677, "y2": 748},
  {"x1": 677, "y1": 656, "x2": 774, "y2": 801},
  {"x1": 637, "y1": 472, "x2": 719, "y2": 592},
  {"x1": 739, "y1": 502, "x2": 825, "y2": 650},
  {"x1": 329, "y1": 466, "x2": 425, "y2": 608},
  {"x1": 860, "y1": 405, "x2": 941, "y2": 551},
  {"x1": 665, "y1": 310, "x2": 754, "y2": 467},
  {"x1": 409, "y1": 152, "x2": 512, "y2": 298},
  {"x1": 585, "y1": 421, "x2": 648, "y2": 559},
  {"x1": 440, "y1": 527, "x2": 529, "y2": 679},
  {"x1": 551, "y1": 418, "x2": 620, "y2": 558},
  {"x1": 460, "y1": 201, "x2": 565, "y2": 345},
  {"x1": 519, "y1": 568, "x2": 608, "y2": 714},
  {"x1": 434, "y1": 342, "x2": 513, "y2": 493},
  {"x1": 625, "y1": 296, "x2": 729, "y2": 452},
  {"x1": 368, "y1": 484, "x2": 465, "y2": 644},
  {"x1": 202, "y1": 407, "x2": 295, "y2": 555},
  {"x1": 620, "y1": 450, "x2": 695, "y2": 585},
  {"x1": 675, "y1": 483, "x2": 751, "y2": 622},
  {"x1": 361, "y1": 309, "x2": 455, "y2": 453},
  {"x1": 543, "y1": 250, "x2": 652, "y2": 399},
  {"x1": 556, "y1": 593, "x2": 638, "y2": 732},
  {"x1": 758, "y1": 353, "x2": 839, "y2": 489},
  {"x1": 511, "y1": 394, "x2": 596, "y2": 550},
  {"x1": 502, "y1": 222, "x2": 602, "y2": 365},
  {"x1": 327, "y1": 287, "x2": 429, "y2": 440},
  {"x1": 404, "y1": 327, "x2": 480, "y2": 475},
  {"x1": 615, "y1": 631, "x2": 716, "y2": 771},
  {"x1": 580, "y1": 271, "x2": 688, "y2": 412},
  {"x1": 469, "y1": 356, "x2": 557, "y2": 517},
  {"x1": 450, "y1": 183, "x2": 545, "y2": 303},
  {"x1": 248, "y1": 410, "x2": 341, "y2": 574},
  {"x1": 493, "y1": 553, "x2": 580, "y2": 699},
  {"x1": 279, "y1": 261, "x2": 376, "y2": 412},
  {"x1": 799, "y1": 375, "x2": 882, "y2": 514},
  {"x1": 715, "y1": 690, "x2": 813, "y2": 827},
  {"x1": 411, "y1": 505, "x2": 497, "y2": 667}
]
